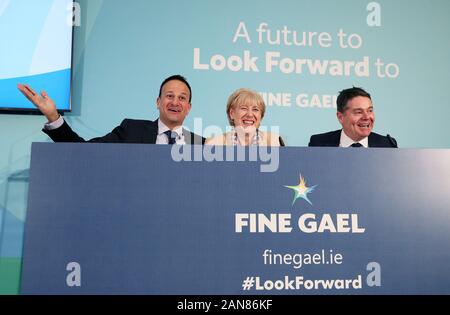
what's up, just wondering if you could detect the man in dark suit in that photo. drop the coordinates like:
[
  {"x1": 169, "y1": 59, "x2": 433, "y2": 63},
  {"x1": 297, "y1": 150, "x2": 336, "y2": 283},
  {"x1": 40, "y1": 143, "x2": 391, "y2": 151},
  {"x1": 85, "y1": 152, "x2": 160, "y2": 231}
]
[
  {"x1": 18, "y1": 75, "x2": 205, "y2": 145},
  {"x1": 309, "y1": 87, "x2": 397, "y2": 148}
]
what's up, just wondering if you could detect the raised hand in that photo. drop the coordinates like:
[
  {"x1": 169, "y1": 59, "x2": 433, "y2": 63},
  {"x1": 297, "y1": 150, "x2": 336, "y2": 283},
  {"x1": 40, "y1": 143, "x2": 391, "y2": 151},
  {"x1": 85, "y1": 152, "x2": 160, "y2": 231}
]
[{"x1": 17, "y1": 84, "x2": 60, "y2": 122}]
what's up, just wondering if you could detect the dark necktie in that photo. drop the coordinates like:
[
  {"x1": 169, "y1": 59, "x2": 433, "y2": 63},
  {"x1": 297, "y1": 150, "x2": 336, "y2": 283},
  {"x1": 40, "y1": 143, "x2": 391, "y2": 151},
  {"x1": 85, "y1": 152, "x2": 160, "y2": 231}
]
[
  {"x1": 164, "y1": 130, "x2": 176, "y2": 145},
  {"x1": 351, "y1": 143, "x2": 363, "y2": 148}
]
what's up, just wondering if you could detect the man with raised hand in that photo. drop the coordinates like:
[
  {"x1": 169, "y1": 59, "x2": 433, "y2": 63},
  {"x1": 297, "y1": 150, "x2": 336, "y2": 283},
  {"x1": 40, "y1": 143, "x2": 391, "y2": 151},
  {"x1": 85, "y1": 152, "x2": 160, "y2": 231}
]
[{"x1": 18, "y1": 74, "x2": 204, "y2": 145}]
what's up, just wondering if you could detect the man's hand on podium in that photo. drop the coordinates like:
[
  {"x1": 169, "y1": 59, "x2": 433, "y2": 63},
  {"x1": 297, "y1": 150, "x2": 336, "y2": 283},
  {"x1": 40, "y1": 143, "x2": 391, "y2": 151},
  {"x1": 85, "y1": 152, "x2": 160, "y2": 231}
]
[{"x1": 17, "y1": 83, "x2": 60, "y2": 122}]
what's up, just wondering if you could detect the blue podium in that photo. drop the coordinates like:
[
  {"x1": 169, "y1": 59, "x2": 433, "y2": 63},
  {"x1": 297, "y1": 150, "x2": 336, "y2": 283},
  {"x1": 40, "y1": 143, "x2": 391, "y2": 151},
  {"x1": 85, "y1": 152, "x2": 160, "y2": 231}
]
[{"x1": 21, "y1": 143, "x2": 450, "y2": 294}]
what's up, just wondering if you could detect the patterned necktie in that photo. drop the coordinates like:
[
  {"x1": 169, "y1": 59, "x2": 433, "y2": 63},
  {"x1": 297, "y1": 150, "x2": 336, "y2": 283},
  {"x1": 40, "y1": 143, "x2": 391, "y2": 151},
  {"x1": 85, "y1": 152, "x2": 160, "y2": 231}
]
[
  {"x1": 164, "y1": 130, "x2": 176, "y2": 145},
  {"x1": 351, "y1": 143, "x2": 363, "y2": 148}
]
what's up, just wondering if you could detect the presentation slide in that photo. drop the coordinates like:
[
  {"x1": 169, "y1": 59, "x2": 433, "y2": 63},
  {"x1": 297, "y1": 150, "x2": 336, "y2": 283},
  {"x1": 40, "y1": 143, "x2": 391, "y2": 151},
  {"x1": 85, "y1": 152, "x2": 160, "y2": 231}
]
[{"x1": 0, "y1": 0, "x2": 73, "y2": 111}]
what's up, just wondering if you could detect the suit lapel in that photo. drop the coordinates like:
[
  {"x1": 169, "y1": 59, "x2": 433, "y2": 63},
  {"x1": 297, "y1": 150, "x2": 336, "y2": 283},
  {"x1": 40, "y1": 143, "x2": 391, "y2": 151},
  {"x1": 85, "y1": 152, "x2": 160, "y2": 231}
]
[
  {"x1": 142, "y1": 120, "x2": 158, "y2": 144},
  {"x1": 183, "y1": 129, "x2": 205, "y2": 145},
  {"x1": 331, "y1": 130, "x2": 341, "y2": 147},
  {"x1": 183, "y1": 129, "x2": 193, "y2": 145},
  {"x1": 368, "y1": 133, "x2": 381, "y2": 147}
]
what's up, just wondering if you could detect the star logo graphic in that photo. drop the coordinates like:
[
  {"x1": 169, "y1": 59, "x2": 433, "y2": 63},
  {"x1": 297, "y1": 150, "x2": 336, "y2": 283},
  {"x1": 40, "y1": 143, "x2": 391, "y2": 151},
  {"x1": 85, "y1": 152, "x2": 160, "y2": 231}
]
[{"x1": 285, "y1": 174, "x2": 317, "y2": 206}]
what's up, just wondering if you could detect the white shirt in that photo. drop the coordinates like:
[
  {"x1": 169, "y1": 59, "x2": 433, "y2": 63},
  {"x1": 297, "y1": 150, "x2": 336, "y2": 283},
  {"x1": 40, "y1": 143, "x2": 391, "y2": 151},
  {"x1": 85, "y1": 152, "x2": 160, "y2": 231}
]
[
  {"x1": 45, "y1": 116, "x2": 186, "y2": 145},
  {"x1": 44, "y1": 115, "x2": 64, "y2": 130},
  {"x1": 339, "y1": 130, "x2": 368, "y2": 148},
  {"x1": 156, "y1": 119, "x2": 185, "y2": 145}
]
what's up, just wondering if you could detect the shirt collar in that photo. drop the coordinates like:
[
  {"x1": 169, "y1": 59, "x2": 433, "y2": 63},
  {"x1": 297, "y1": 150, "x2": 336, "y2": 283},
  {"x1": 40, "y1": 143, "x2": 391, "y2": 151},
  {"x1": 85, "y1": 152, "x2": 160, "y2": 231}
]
[
  {"x1": 340, "y1": 130, "x2": 368, "y2": 148},
  {"x1": 158, "y1": 119, "x2": 183, "y2": 138}
]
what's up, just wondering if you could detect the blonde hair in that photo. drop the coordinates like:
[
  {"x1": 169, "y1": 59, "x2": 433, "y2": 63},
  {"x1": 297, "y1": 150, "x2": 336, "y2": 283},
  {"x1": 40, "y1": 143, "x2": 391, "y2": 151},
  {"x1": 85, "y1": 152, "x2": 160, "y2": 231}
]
[{"x1": 226, "y1": 88, "x2": 266, "y2": 126}]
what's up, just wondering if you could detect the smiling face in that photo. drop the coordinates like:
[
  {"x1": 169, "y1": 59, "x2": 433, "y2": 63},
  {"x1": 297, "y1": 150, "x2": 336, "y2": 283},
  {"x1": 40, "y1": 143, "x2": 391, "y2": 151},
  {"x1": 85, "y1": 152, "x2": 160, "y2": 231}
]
[
  {"x1": 226, "y1": 89, "x2": 265, "y2": 131},
  {"x1": 229, "y1": 101, "x2": 263, "y2": 130},
  {"x1": 157, "y1": 80, "x2": 191, "y2": 129},
  {"x1": 337, "y1": 96, "x2": 375, "y2": 142}
]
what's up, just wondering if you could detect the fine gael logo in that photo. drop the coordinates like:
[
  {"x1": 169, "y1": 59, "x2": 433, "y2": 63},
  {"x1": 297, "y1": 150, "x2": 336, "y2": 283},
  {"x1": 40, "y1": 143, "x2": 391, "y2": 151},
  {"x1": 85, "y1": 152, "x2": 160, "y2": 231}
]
[{"x1": 284, "y1": 174, "x2": 317, "y2": 206}]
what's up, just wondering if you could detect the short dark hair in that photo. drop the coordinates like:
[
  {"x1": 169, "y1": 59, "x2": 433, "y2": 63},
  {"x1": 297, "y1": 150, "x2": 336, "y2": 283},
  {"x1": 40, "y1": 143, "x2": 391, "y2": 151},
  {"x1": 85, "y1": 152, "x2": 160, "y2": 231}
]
[
  {"x1": 336, "y1": 87, "x2": 371, "y2": 113},
  {"x1": 159, "y1": 75, "x2": 192, "y2": 103}
]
